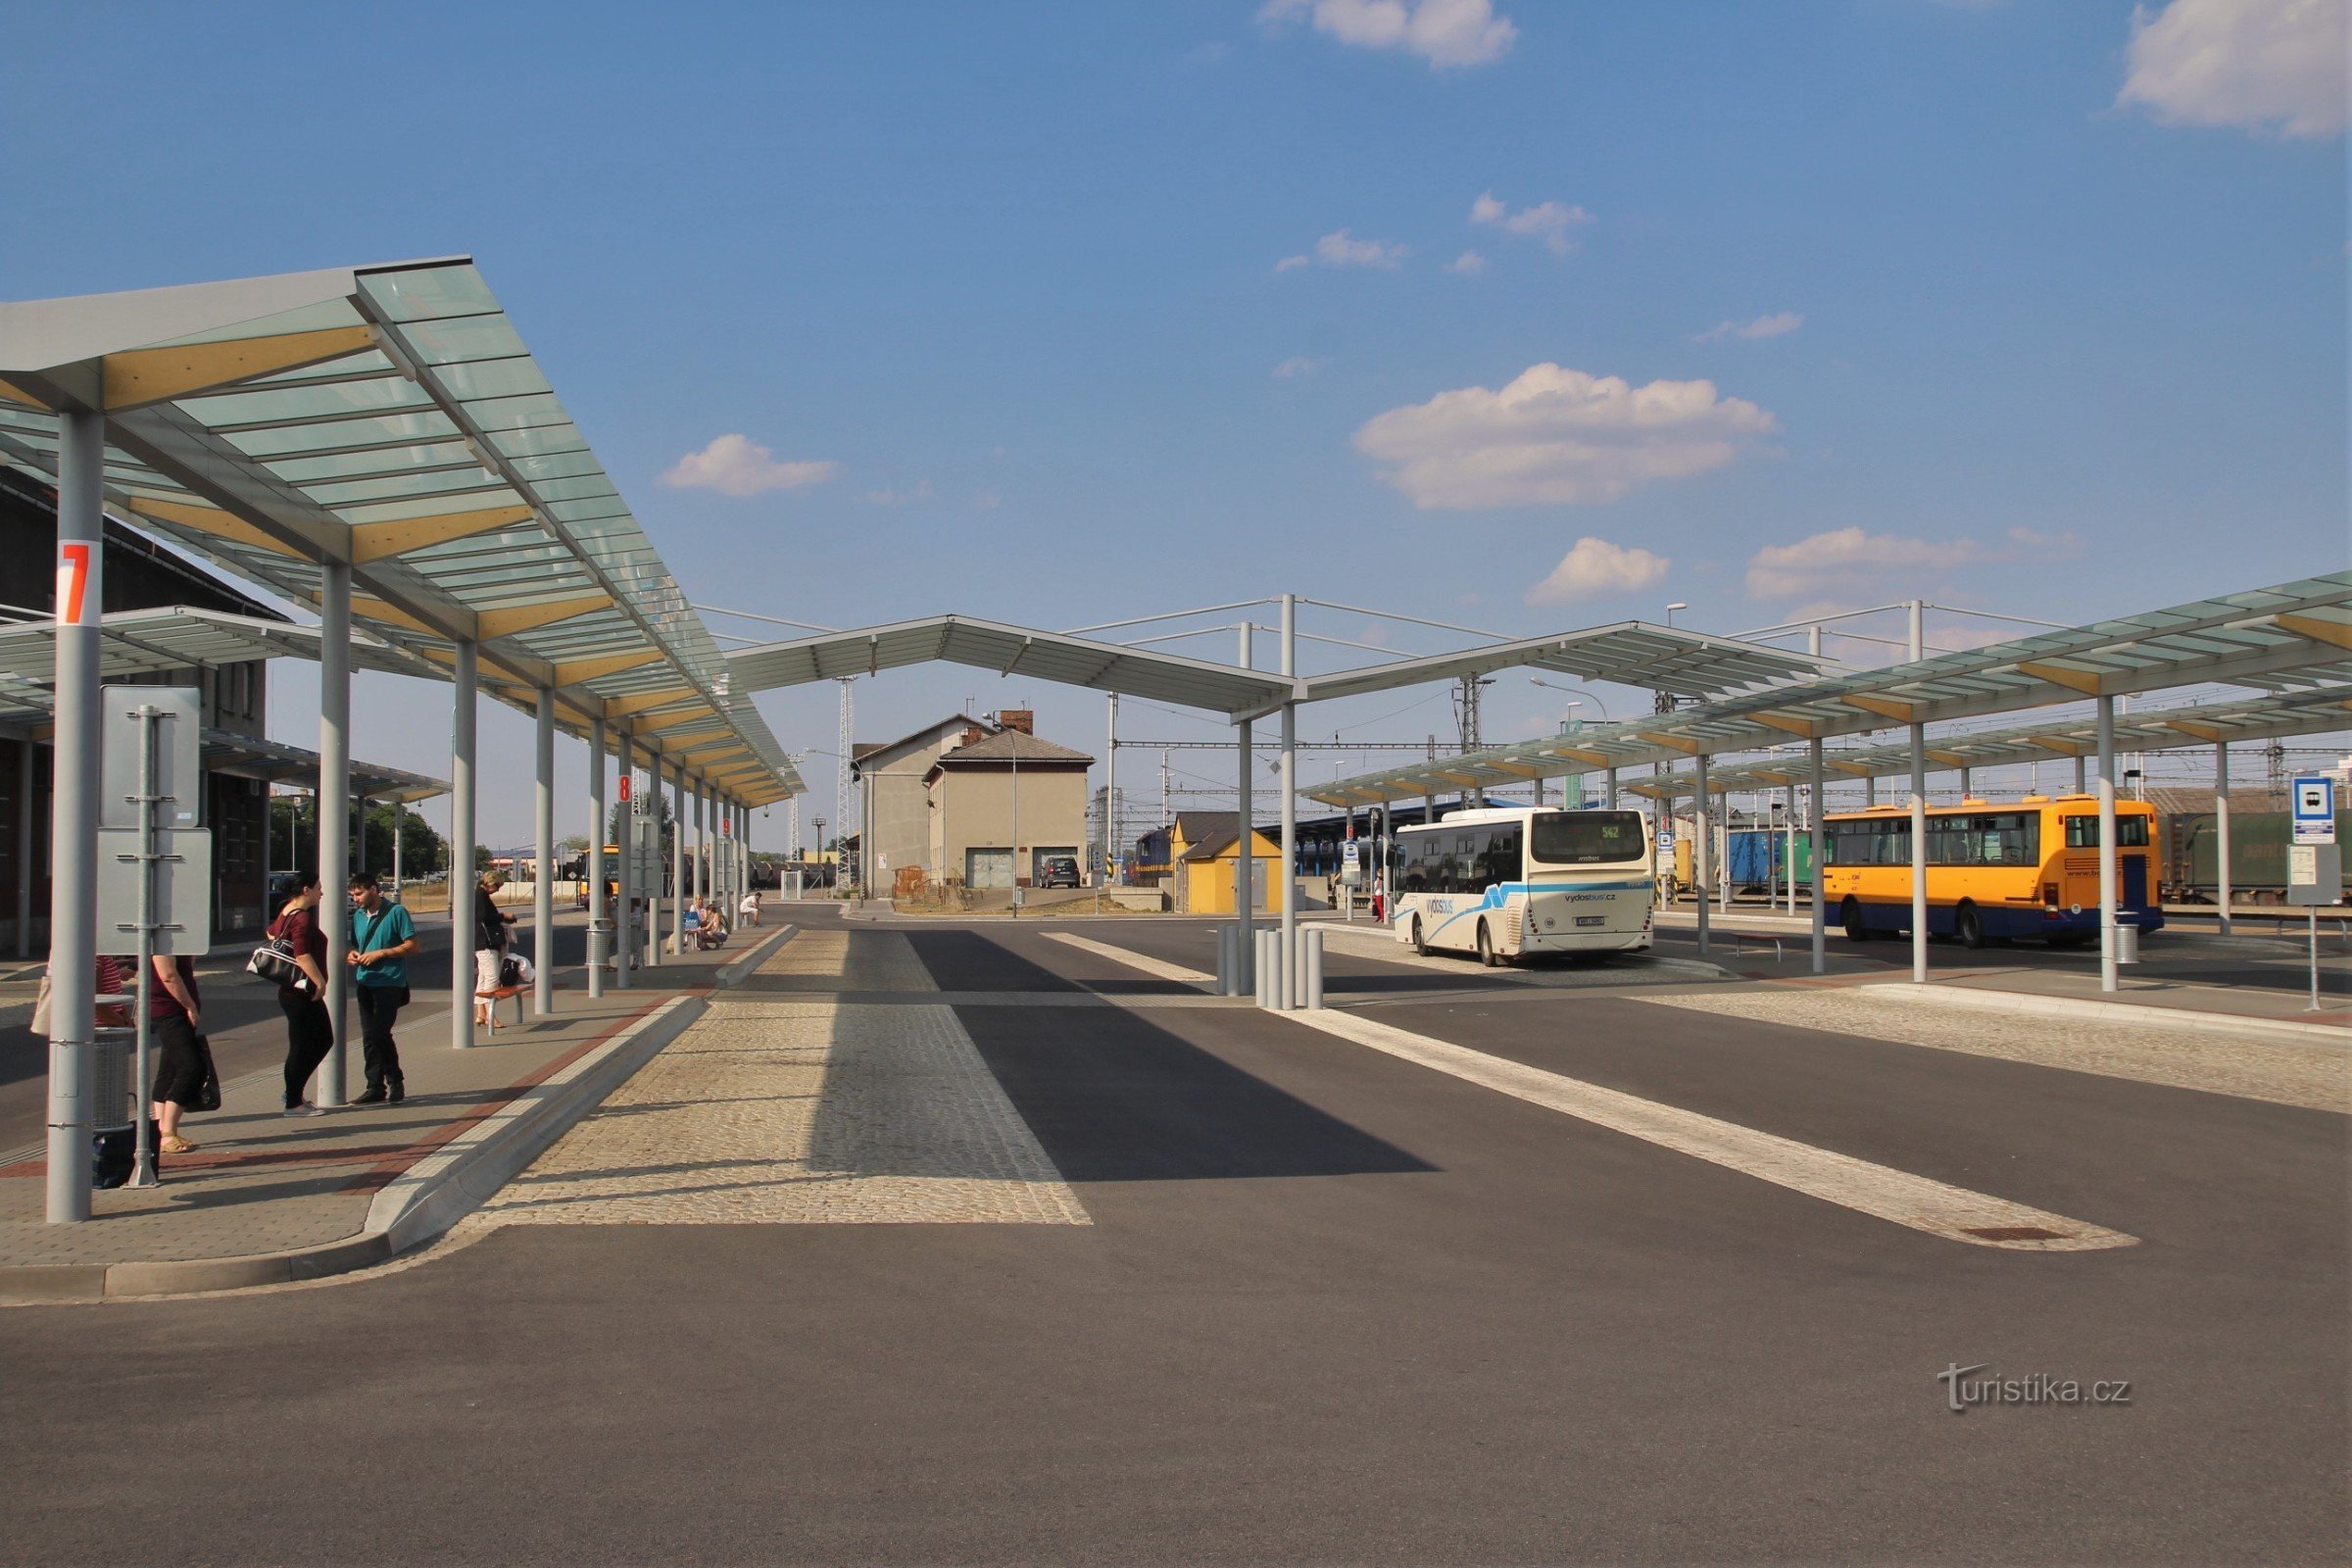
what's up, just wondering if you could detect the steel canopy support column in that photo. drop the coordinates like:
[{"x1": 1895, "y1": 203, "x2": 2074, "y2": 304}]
[
  {"x1": 1104, "y1": 693, "x2": 1119, "y2": 887},
  {"x1": 532, "y1": 686, "x2": 555, "y2": 1016},
  {"x1": 668, "y1": 760, "x2": 685, "y2": 958},
  {"x1": 612, "y1": 724, "x2": 633, "y2": 990},
  {"x1": 586, "y1": 718, "x2": 607, "y2": 999},
  {"x1": 1235, "y1": 621, "x2": 1255, "y2": 993},
  {"x1": 1909, "y1": 722, "x2": 1929, "y2": 984},
  {"x1": 1808, "y1": 738, "x2": 1827, "y2": 974},
  {"x1": 2097, "y1": 695, "x2": 2119, "y2": 993},
  {"x1": 16, "y1": 736, "x2": 33, "y2": 959},
  {"x1": 2215, "y1": 743, "x2": 2233, "y2": 936},
  {"x1": 450, "y1": 639, "x2": 477, "y2": 1051},
  {"x1": 1605, "y1": 766, "x2": 1617, "y2": 810},
  {"x1": 1692, "y1": 752, "x2": 1712, "y2": 956},
  {"x1": 1278, "y1": 593, "x2": 1298, "y2": 1009},
  {"x1": 45, "y1": 408, "x2": 104, "y2": 1223},
  {"x1": 316, "y1": 558, "x2": 352, "y2": 1107}
]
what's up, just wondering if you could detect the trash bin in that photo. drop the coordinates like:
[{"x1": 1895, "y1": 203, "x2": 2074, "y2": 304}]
[
  {"x1": 2114, "y1": 923, "x2": 2140, "y2": 965},
  {"x1": 89, "y1": 1025, "x2": 136, "y2": 1190}
]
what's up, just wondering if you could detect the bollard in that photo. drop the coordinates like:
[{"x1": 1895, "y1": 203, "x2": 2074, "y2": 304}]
[
  {"x1": 1219, "y1": 924, "x2": 1238, "y2": 996},
  {"x1": 1252, "y1": 930, "x2": 1269, "y2": 1007},
  {"x1": 1258, "y1": 929, "x2": 1279, "y2": 1008},
  {"x1": 1304, "y1": 926, "x2": 1325, "y2": 1009}
]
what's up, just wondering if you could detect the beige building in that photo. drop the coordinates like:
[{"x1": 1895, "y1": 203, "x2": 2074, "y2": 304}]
[
  {"x1": 924, "y1": 718, "x2": 1094, "y2": 889},
  {"x1": 852, "y1": 713, "x2": 994, "y2": 889}
]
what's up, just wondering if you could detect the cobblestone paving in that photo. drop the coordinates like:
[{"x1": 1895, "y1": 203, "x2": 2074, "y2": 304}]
[
  {"x1": 1639, "y1": 989, "x2": 2350, "y2": 1113},
  {"x1": 475, "y1": 930, "x2": 1086, "y2": 1227}
]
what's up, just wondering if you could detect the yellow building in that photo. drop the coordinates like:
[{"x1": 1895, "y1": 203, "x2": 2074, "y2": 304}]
[{"x1": 1176, "y1": 820, "x2": 1283, "y2": 914}]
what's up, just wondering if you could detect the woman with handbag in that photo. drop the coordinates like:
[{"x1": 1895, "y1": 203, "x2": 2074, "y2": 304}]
[
  {"x1": 147, "y1": 953, "x2": 208, "y2": 1153},
  {"x1": 269, "y1": 876, "x2": 333, "y2": 1115},
  {"x1": 472, "y1": 872, "x2": 514, "y2": 1029}
]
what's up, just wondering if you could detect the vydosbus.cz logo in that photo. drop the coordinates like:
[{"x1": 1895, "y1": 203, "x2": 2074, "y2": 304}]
[{"x1": 1936, "y1": 1363, "x2": 2132, "y2": 1413}]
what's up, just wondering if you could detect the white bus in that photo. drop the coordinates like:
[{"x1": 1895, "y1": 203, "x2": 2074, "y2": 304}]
[{"x1": 1390, "y1": 807, "x2": 1655, "y2": 965}]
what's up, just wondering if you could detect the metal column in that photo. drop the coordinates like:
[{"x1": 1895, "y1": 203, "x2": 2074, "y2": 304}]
[
  {"x1": 450, "y1": 638, "x2": 478, "y2": 1051},
  {"x1": 1104, "y1": 693, "x2": 1118, "y2": 887},
  {"x1": 45, "y1": 408, "x2": 104, "y2": 1223},
  {"x1": 1808, "y1": 738, "x2": 1827, "y2": 973},
  {"x1": 1908, "y1": 723, "x2": 1928, "y2": 983},
  {"x1": 1278, "y1": 593, "x2": 1298, "y2": 1009},
  {"x1": 668, "y1": 760, "x2": 685, "y2": 958},
  {"x1": 391, "y1": 800, "x2": 403, "y2": 904},
  {"x1": 2097, "y1": 695, "x2": 2119, "y2": 993},
  {"x1": 612, "y1": 724, "x2": 633, "y2": 990},
  {"x1": 532, "y1": 686, "x2": 555, "y2": 1016},
  {"x1": 15, "y1": 737, "x2": 33, "y2": 959},
  {"x1": 315, "y1": 559, "x2": 351, "y2": 1106},
  {"x1": 2215, "y1": 743, "x2": 2232, "y2": 936},
  {"x1": 586, "y1": 717, "x2": 607, "y2": 999},
  {"x1": 1604, "y1": 766, "x2": 1617, "y2": 810},
  {"x1": 1234, "y1": 620, "x2": 1254, "y2": 992},
  {"x1": 1692, "y1": 752, "x2": 1711, "y2": 956}
]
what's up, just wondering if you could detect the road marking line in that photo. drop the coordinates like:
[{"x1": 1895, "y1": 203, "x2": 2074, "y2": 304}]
[
  {"x1": 1042, "y1": 931, "x2": 1213, "y2": 986},
  {"x1": 1287, "y1": 1008, "x2": 2138, "y2": 1251}
]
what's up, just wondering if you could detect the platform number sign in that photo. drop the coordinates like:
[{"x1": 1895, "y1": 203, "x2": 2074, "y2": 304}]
[
  {"x1": 2290, "y1": 775, "x2": 2336, "y2": 845},
  {"x1": 56, "y1": 541, "x2": 96, "y2": 626}
]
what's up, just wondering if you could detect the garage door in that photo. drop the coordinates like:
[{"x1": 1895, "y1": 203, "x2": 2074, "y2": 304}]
[{"x1": 966, "y1": 848, "x2": 1013, "y2": 890}]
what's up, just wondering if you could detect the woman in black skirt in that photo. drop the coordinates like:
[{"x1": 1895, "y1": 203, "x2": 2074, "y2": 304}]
[
  {"x1": 147, "y1": 953, "x2": 206, "y2": 1153},
  {"x1": 270, "y1": 876, "x2": 334, "y2": 1115}
]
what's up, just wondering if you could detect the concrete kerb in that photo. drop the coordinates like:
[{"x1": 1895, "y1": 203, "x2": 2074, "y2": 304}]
[
  {"x1": 0, "y1": 925, "x2": 801, "y2": 1304},
  {"x1": 1858, "y1": 981, "x2": 2349, "y2": 1043}
]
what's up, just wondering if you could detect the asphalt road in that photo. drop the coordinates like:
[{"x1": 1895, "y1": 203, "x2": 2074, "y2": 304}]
[{"x1": 0, "y1": 904, "x2": 2340, "y2": 1564}]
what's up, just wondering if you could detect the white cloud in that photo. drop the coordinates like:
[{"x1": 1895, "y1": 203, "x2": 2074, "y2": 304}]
[
  {"x1": 1316, "y1": 228, "x2": 1406, "y2": 268},
  {"x1": 2119, "y1": 0, "x2": 2347, "y2": 138},
  {"x1": 862, "y1": 480, "x2": 935, "y2": 506},
  {"x1": 1272, "y1": 356, "x2": 1325, "y2": 378},
  {"x1": 1352, "y1": 364, "x2": 1777, "y2": 509},
  {"x1": 1526, "y1": 537, "x2": 1672, "y2": 606},
  {"x1": 1744, "y1": 525, "x2": 2082, "y2": 599},
  {"x1": 1274, "y1": 254, "x2": 1311, "y2": 272},
  {"x1": 1446, "y1": 249, "x2": 1487, "y2": 275},
  {"x1": 659, "y1": 434, "x2": 838, "y2": 498},
  {"x1": 1694, "y1": 310, "x2": 1804, "y2": 342},
  {"x1": 1259, "y1": 0, "x2": 1517, "y2": 68},
  {"x1": 1469, "y1": 191, "x2": 1592, "y2": 255}
]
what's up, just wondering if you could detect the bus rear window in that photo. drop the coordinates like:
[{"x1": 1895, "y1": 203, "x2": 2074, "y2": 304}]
[
  {"x1": 1530, "y1": 810, "x2": 1647, "y2": 864},
  {"x1": 2064, "y1": 815, "x2": 2150, "y2": 849}
]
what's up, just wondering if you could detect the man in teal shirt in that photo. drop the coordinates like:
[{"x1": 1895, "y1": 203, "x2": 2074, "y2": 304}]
[{"x1": 346, "y1": 871, "x2": 420, "y2": 1103}]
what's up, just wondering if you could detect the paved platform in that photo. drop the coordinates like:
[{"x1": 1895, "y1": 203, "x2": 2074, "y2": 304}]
[{"x1": 0, "y1": 929, "x2": 790, "y2": 1300}]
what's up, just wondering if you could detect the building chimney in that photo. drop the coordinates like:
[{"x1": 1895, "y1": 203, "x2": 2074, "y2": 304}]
[
  {"x1": 959, "y1": 725, "x2": 984, "y2": 748},
  {"x1": 1000, "y1": 709, "x2": 1034, "y2": 736}
]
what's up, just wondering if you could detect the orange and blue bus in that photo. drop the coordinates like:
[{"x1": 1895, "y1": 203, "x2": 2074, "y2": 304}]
[{"x1": 1820, "y1": 796, "x2": 2162, "y2": 949}]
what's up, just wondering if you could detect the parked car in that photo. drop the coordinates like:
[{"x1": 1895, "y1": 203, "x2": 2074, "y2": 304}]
[{"x1": 1039, "y1": 855, "x2": 1081, "y2": 889}]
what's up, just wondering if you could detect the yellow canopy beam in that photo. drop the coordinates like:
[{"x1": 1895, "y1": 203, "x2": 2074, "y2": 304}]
[
  {"x1": 350, "y1": 503, "x2": 535, "y2": 564},
  {"x1": 127, "y1": 496, "x2": 305, "y2": 560},
  {"x1": 2274, "y1": 612, "x2": 2352, "y2": 651},
  {"x1": 2016, "y1": 661, "x2": 2104, "y2": 696},
  {"x1": 103, "y1": 325, "x2": 377, "y2": 411},
  {"x1": 1751, "y1": 712, "x2": 1816, "y2": 738},
  {"x1": 1842, "y1": 695, "x2": 1916, "y2": 722},
  {"x1": 553, "y1": 650, "x2": 666, "y2": 685},
  {"x1": 475, "y1": 593, "x2": 613, "y2": 642}
]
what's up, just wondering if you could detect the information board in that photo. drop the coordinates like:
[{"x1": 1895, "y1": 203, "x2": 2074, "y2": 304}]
[{"x1": 2290, "y1": 774, "x2": 2336, "y2": 845}]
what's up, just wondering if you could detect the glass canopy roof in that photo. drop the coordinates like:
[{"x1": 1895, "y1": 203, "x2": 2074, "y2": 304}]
[
  {"x1": 0, "y1": 259, "x2": 800, "y2": 806},
  {"x1": 1308, "y1": 575, "x2": 2352, "y2": 807}
]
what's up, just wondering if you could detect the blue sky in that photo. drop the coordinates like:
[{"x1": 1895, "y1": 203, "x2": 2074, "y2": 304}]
[{"x1": 4, "y1": 1, "x2": 2344, "y2": 844}]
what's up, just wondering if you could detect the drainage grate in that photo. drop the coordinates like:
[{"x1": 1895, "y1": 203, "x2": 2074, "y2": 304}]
[{"x1": 1962, "y1": 1225, "x2": 2064, "y2": 1242}]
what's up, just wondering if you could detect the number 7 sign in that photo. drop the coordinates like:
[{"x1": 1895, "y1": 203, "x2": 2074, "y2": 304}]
[{"x1": 56, "y1": 542, "x2": 96, "y2": 626}]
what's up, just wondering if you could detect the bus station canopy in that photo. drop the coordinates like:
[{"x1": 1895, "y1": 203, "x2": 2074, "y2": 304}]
[
  {"x1": 727, "y1": 614, "x2": 1820, "y2": 721},
  {"x1": 200, "y1": 729, "x2": 450, "y2": 805},
  {"x1": 1309, "y1": 574, "x2": 2352, "y2": 807},
  {"x1": 0, "y1": 607, "x2": 426, "y2": 687},
  {"x1": 0, "y1": 259, "x2": 801, "y2": 806}
]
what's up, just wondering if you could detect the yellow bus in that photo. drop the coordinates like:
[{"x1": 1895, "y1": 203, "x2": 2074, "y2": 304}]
[{"x1": 1821, "y1": 796, "x2": 2163, "y2": 949}]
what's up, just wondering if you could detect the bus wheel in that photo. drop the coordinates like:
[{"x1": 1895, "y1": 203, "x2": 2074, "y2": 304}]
[
  {"x1": 1841, "y1": 898, "x2": 1873, "y2": 944},
  {"x1": 1477, "y1": 922, "x2": 1502, "y2": 967},
  {"x1": 1955, "y1": 903, "x2": 1985, "y2": 950},
  {"x1": 1410, "y1": 916, "x2": 1430, "y2": 956}
]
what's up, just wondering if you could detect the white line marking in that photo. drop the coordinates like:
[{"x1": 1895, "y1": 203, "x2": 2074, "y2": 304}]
[
  {"x1": 1042, "y1": 931, "x2": 1213, "y2": 986},
  {"x1": 1286, "y1": 1007, "x2": 2138, "y2": 1251}
]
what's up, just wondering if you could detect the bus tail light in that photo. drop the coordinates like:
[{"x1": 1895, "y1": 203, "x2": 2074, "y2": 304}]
[{"x1": 2042, "y1": 883, "x2": 2058, "y2": 905}]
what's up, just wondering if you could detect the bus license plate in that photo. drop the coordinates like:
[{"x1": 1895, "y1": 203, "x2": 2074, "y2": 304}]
[{"x1": 1575, "y1": 915, "x2": 1606, "y2": 927}]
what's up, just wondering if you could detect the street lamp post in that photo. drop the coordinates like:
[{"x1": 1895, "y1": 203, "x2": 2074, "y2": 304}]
[{"x1": 813, "y1": 816, "x2": 827, "y2": 893}]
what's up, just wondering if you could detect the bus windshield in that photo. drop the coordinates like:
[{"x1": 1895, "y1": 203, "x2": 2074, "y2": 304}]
[{"x1": 1529, "y1": 810, "x2": 1647, "y2": 865}]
